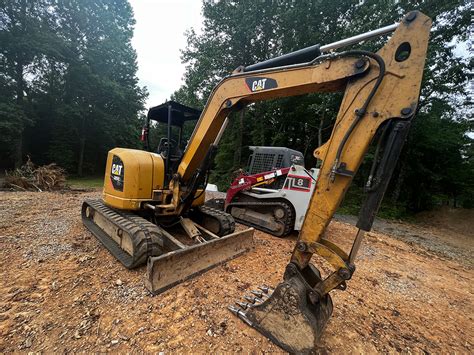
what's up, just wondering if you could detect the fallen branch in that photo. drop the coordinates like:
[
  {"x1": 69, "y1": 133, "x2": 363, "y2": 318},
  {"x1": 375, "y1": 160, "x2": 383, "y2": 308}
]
[{"x1": 4, "y1": 157, "x2": 67, "y2": 191}]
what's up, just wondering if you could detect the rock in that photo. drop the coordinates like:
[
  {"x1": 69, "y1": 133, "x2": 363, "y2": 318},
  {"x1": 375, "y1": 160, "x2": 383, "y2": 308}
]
[
  {"x1": 206, "y1": 329, "x2": 213, "y2": 337},
  {"x1": 78, "y1": 254, "x2": 96, "y2": 262},
  {"x1": 111, "y1": 339, "x2": 119, "y2": 345},
  {"x1": 24, "y1": 338, "x2": 32, "y2": 348},
  {"x1": 74, "y1": 330, "x2": 81, "y2": 339},
  {"x1": 115, "y1": 279, "x2": 123, "y2": 286},
  {"x1": 119, "y1": 334, "x2": 130, "y2": 341},
  {"x1": 51, "y1": 281, "x2": 59, "y2": 291}
]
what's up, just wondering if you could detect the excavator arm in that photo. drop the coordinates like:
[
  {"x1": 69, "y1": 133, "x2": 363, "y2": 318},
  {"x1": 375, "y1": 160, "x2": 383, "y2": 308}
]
[{"x1": 164, "y1": 11, "x2": 430, "y2": 352}]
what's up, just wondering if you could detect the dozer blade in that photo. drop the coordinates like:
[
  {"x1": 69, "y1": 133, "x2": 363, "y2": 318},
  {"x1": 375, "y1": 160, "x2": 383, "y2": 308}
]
[
  {"x1": 229, "y1": 263, "x2": 333, "y2": 354},
  {"x1": 145, "y1": 228, "x2": 254, "y2": 294}
]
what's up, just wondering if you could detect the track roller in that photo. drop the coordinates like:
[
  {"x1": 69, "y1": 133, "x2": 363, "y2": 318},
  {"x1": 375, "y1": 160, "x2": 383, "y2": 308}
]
[{"x1": 81, "y1": 199, "x2": 164, "y2": 268}]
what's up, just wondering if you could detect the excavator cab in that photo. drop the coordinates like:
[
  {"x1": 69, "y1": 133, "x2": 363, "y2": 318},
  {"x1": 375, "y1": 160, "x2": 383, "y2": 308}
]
[{"x1": 141, "y1": 101, "x2": 201, "y2": 181}]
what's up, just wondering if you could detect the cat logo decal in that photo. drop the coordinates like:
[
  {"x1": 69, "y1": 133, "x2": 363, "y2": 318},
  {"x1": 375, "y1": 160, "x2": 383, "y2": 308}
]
[{"x1": 245, "y1": 77, "x2": 278, "y2": 92}]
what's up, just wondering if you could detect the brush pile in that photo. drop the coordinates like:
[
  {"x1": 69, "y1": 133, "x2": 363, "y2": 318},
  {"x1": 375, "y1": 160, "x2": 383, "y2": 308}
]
[{"x1": 4, "y1": 157, "x2": 67, "y2": 191}]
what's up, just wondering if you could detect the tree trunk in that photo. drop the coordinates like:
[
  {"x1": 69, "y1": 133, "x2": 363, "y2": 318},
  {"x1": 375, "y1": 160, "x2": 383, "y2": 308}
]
[
  {"x1": 77, "y1": 137, "x2": 85, "y2": 176},
  {"x1": 77, "y1": 116, "x2": 87, "y2": 176},
  {"x1": 13, "y1": 135, "x2": 23, "y2": 169},
  {"x1": 318, "y1": 114, "x2": 325, "y2": 148},
  {"x1": 14, "y1": 60, "x2": 25, "y2": 168},
  {"x1": 233, "y1": 109, "x2": 244, "y2": 167},
  {"x1": 391, "y1": 159, "x2": 407, "y2": 203}
]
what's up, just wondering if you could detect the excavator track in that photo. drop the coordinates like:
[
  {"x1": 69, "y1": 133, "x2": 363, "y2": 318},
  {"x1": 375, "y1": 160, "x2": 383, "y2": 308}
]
[
  {"x1": 81, "y1": 199, "x2": 163, "y2": 269},
  {"x1": 190, "y1": 205, "x2": 235, "y2": 236},
  {"x1": 227, "y1": 199, "x2": 294, "y2": 237}
]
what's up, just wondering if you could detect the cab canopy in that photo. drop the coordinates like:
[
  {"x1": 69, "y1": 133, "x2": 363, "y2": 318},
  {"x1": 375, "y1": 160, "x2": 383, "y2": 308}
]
[{"x1": 147, "y1": 100, "x2": 201, "y2": 127}]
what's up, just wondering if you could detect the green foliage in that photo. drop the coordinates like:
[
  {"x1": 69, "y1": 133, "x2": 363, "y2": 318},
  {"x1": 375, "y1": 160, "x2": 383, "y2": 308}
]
[
  {"x1": 0, "y1": 0, "x2": 146, "y2": 174},
  {"x1": 175, "y1": 0, "x2": 473, "y2": 214}
]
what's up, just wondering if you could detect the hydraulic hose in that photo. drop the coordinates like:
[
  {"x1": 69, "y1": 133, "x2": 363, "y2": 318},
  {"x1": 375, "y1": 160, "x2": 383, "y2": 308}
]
[{"x1": 331, "y1": 50, "x2": 386, "y2": 177}]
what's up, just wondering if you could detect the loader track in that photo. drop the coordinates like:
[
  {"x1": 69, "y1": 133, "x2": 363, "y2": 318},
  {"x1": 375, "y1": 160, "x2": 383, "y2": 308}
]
[
  {"x1": 227, "y1": 199, "x2": 294, "y2": 237},
  {"x1": 81, "y1": 200, "x2": 164, "y2": 269},
  {"x1": 190, "y1": 205, "x2": 235, "y2": 236}
]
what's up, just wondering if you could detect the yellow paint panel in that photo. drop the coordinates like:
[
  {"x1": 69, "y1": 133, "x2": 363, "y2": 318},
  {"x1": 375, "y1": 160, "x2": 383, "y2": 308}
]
[{"x1": 103, "y1": 148, "x2": 164, "y2": 210}]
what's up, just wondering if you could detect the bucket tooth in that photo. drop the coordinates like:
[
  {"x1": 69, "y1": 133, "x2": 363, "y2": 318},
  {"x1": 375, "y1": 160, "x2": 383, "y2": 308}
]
[
  {"x1": 230, "y1": 263, "x2": 333, "y2": 353},
  {"x1": 244, "y1": 294, "x2": 265, "y2": 305},
  {"x1": 251, "y1": 290, "x2": 267, "y2": 299},
  {"x1": 236, "y1": 301, "x2": 251, "y2": 310},
  {"x1": 228, "y1": 305, "x2": 253, "y2": 326},
  {"x1": 258, "y1": 285, "x2": 273, "y2": 294}
]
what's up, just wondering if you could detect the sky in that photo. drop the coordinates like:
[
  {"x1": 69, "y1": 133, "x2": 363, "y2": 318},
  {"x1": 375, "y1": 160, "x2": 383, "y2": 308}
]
[{"x1": 129, "y1": 0, "x2": 203, "y2": 109}]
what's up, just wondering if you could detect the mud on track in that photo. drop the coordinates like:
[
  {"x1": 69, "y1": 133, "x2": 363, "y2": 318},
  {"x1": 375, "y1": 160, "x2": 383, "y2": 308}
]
[{"x1": 0, "y1": 191, "x2": 472, "y2": 352}]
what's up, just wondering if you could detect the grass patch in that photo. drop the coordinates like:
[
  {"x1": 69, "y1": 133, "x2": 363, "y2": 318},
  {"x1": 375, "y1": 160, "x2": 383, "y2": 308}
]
[{"x1": 67, "y1": 176, "x2": 104, "y2": 189}]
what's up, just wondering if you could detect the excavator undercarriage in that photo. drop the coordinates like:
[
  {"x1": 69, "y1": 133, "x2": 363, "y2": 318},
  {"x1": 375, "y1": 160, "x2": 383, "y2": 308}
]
[{"x1": 82, "y1": 199, "x2": 254, "y2": 293}]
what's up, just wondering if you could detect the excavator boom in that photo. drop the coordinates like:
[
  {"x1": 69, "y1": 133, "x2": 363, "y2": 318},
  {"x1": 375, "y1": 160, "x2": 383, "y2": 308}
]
[
  {"x1": 138, "y1": 10, "x2": 430, "y2": 352},
  {"x1": 216, "y1": 11, "x2": 430, "y2": 353}
]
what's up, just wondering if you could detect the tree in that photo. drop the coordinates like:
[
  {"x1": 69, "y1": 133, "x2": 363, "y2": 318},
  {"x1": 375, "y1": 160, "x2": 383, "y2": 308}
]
[
  {"x1": 175, "y1": 0, "x2": 473, "y2": 210},
  {"x1": 0, "y1": 0, "x2": 146, "y2": 175},
  {"x1": 0, "y1": 0, "x2": 62, "y2": 167}
]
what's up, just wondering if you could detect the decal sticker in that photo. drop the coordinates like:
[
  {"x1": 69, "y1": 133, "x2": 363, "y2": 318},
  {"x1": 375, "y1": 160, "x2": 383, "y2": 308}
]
[
  {"x1": 290, "y1": 154, "x2": 304, "y2": 165},
  {"x1": 245, "y1": 77, "x2": 278, "y2": 92},
  {"x1": 284, "y1": 175, "x2": 311, "y2": 192},
  {"x1": 110, "y1": 155, "x2": 124, "y2": 191}
]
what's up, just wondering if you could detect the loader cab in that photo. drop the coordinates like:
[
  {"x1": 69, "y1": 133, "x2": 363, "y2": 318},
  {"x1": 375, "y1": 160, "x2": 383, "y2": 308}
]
[{"x1": 142, "y1": 101, "x2": 201, "y2": 181}]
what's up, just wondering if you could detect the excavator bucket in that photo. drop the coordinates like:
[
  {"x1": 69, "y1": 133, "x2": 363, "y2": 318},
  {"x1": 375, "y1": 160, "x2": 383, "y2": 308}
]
[
  {"x1": 145, "y1": 228, "x2": 254, "y2": 294},
  {"x1": 229, "y1": 263, "x2": 333, "y2": 353}
]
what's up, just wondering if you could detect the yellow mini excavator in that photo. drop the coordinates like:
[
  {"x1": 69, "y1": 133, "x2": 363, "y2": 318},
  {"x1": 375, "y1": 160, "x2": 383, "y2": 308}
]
[{"x1": 82, "y1": 10, "x2": 430, "y2": 353}]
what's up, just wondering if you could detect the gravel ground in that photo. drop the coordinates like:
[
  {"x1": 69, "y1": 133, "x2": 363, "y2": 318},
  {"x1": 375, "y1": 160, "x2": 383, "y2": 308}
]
[
  {"x1": 335, "y1": 214, "x2": 473, "y2": 267},
  {"x1": 0, "y1": 190, "x2": 472, "y2": 353}
]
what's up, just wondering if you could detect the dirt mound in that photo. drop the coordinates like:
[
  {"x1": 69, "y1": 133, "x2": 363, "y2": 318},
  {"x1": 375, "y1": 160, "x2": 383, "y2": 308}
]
[{"x1": 416, "y1": 206, "x2": 474, "y2": 237}]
